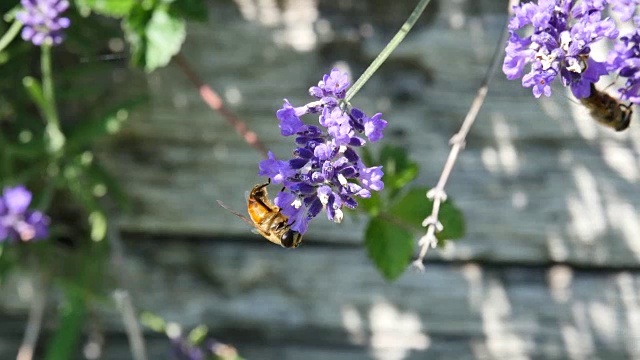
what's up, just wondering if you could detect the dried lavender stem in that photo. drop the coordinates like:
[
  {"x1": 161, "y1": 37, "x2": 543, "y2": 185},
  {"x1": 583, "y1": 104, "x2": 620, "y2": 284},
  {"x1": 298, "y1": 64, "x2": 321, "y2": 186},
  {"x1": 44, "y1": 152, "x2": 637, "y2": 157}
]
[{"x1": 414, "y1": 0, "x2": 519, "y2": 268}]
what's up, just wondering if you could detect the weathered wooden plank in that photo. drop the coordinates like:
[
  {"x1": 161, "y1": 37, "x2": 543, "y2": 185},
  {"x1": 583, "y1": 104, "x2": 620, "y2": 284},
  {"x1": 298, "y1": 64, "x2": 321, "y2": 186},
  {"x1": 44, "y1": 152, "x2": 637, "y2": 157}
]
[
  {"x1": 2, "y1": 237, "x2": 640, "y2": 358},
  {"x1": 94, "y1": 0, "x2": 640, "y2": 266}
]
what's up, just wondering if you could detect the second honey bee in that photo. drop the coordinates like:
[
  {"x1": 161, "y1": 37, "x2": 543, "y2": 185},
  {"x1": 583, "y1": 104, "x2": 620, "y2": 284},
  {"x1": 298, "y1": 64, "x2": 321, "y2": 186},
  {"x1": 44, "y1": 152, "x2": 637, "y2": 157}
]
[
  {"x1": 581, "y1": 83, "x2": 633, "y2": 131},
  {"x1": 217, "y1": 180, "x2": 302, "y2": 248}
]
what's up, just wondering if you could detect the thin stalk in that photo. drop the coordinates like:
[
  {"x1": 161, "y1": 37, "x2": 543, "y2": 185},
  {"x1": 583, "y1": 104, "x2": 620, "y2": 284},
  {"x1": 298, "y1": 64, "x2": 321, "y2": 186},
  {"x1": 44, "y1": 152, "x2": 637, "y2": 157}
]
[
  {"x1": 40, "y1": 44, "x2": 65, "y2": 154},
  {"x1": 16, "y1": 273, "x2": 48, "y2": 360},
  {"x1": 414, "y1": 0, "x2": 519, "y2": 269},
  {"x1": 174, "y1": 53, "x2": 268, "y2": 158},
  {"x1": 108, "y1": 222, "x2": 148, "y2": 360},
  {"x1": 0, "y1": 19, "x2": 22, "y2": 53},
  {"x1": 345, "y1": 0, "x2": 432, "y2": 102}
]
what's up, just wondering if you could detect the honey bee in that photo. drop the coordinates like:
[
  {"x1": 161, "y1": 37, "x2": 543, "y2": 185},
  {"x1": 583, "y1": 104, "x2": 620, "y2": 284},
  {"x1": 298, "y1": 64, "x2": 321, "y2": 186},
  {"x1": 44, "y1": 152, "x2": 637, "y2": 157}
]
[
  {"x1": 217, "y1": 180, "x2": 302, "y2": 248},
  {"x1": 581, "y1": 83, "x2": 633, "y2": 131}
]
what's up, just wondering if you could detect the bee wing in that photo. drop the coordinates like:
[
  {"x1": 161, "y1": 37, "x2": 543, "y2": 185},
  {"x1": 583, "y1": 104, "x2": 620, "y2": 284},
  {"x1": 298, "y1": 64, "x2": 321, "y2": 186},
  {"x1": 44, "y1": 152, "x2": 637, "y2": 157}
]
[
  {"x1": 217, "y1": 200, "x2": 282, "y2": 246},
  {"x1": 217, "y1": 200, "x2": 258, "y2": 229}
]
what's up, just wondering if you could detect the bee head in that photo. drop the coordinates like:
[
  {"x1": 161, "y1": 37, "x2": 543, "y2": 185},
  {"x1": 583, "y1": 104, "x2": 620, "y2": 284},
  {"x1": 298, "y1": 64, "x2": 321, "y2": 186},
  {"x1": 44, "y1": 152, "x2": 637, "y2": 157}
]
[
  {"x1": 281, "y1": 229, "x2": 302, "y2": 248},
  {"x1": 616, "y1": 104, "x2": 633, "y2": 131}
]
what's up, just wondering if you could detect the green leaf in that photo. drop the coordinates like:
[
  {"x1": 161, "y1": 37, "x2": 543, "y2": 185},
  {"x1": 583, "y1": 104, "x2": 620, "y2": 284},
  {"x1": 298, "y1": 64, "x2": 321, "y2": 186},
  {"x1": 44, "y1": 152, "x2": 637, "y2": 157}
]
[
  {"x1": 74, "y1": 0, "x2": 136, "y2": 17},
  {"x1": 123, "y1": 4, "x2": 153, "y2": 68},
  {"x1": 124, "y1": 5, "x2": 186, "y2": 72},
  {"x1": 387, "y1": 186, "x2": 466, "y2": 242},
  {"x1": 169, "y1": 0, "x2": 208, "y2": 22},
  {"x1": 387, "y1": 187, "x2": 430, "y2": 231},
  {"x1": 438, "y1": 198, "x2": 465, "y2": 241},
  {"x1": 364, "y1": 216, "x2": 413, "y2": 281},
  {"x1": 378, "y1": 145, "x2": 418, "y2": 197},
  {"x1": 44, "y1": 287, "x2": 86, "y2": 360},
  {"x1": 144, "y1": 6, "x2": 186, "y2": 72}
]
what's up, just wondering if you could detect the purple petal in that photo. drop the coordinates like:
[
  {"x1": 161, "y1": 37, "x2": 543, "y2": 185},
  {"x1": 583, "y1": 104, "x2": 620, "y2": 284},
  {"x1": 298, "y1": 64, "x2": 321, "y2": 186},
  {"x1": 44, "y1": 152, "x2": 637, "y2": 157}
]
[
  {"x1": 3, "y1": 186, "x2": 32, "y2": 214},
  {"x1": 276, "y1": 100, "x2": 305, "y2": 136},
  {"x1": 26, "y1": 211, "x2": 49, "y2": 240},
  {"x1": 359, "y1": 165, "x2": 384, "y2": 191},
  {"x1": 364, "y1": 113, "x2": 387, "y2": 142}
]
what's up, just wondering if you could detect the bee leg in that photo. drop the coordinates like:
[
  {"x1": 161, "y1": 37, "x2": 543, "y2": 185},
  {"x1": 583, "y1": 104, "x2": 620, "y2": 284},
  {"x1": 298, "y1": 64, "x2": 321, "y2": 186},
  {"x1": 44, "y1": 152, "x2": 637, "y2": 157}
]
[
  {"x1": 255, "y1": 181, "x2": 270, "y2": 192},
  {"x1": 251, "y1": 181, "x2": 272, "y2": 209}
]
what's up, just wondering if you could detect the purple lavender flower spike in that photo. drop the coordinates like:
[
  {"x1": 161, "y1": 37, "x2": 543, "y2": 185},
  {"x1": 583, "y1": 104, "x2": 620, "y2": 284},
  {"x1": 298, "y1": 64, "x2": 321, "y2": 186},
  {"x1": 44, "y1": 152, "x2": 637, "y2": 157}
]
[
  {"x1": 503, "y1": 0, "x2": 633, "y2": 99},
  {"x1": 0, "y1": 185, "x2": 50, "y2": 243},
  {"x1": 259, "y1": 69, "x2": 387, "y2": 234},
  {"x1": 17, "y1": 0, "x2": 70, "y2": 46}
]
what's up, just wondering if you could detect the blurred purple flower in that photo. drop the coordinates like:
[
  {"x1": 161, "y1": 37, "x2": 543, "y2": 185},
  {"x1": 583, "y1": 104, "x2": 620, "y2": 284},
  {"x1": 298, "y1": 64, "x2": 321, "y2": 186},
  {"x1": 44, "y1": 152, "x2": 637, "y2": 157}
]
[
  {"x1": 0, "y1": 186, "x2": 49, "y2": 243},
  {"x1": 610, "y1": 0, "x2": 640, "y2": 22},
  {"x1": 607, "y1": 16, "x2": 640, "y2": 103},
  {"x1": 170, "y1": 336, "x2": 205, "y2": 360},
  {"x1": 16, "y1": 0, "x2": 70, "y2": 46},
  {"x1": 258, "y1": 68, "x2": 386, "y2": 234}
]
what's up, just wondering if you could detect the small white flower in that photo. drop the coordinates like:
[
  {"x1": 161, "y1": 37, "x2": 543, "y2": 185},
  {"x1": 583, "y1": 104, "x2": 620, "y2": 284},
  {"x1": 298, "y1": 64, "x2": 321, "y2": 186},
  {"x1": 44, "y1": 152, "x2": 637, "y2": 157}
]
[
  {"x1": 560, "y1": 31, "x2": 571, "y2": 52},
  {"x1": 333, "y1": 208, "x2": 344, "y2": 223},
  {"x1": 318, "y1": 191, "x2": 330, "y2": 205},
  {"x1": 300, "y1": 162, "x2": 313, "y2": 175},
  {"x1": 536, "y1": 49, "x2": 557, "y2": 71},
  {"x1": 337, "y1": 173, "x2": 348, "y2": 186},
  {"x1": 566, "y1": 58, "x2": 583, "y2": 73}
]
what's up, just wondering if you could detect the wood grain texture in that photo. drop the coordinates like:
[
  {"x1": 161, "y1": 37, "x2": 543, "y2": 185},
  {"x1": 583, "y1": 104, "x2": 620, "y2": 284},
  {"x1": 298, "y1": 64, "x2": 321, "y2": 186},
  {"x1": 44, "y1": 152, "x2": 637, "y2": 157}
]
[
  {"x1": 2, "y1": 1, "x2": 640, "y2": 359},
  {"x1": 2, "y1": 238, "x2": 640, "y2": 359},
  {"x1": 95, "y1": 0, "x2": 640, "y2": 266}
]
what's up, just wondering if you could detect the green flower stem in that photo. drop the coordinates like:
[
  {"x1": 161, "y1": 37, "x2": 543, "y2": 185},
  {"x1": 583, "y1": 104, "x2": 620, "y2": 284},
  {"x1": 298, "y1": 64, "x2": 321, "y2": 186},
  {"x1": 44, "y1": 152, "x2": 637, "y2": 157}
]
[
  {"x1": 0, "y1": 131, "x2": 13, "y2": 179},
  {"x1": 41, "y1": 44, "x2": 65, "y2": 154},
  {"x1": 0, "y1": 19, "x2": 22, "y2": 53},
  {"x1": 345, "y1": 0, "x2": 432, "y2": 102}
]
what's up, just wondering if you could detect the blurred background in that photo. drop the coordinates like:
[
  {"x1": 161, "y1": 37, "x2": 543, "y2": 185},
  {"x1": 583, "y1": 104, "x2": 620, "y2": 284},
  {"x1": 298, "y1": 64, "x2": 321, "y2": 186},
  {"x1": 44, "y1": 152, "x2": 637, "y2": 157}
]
[{"x1": 2, "y1": 0, "x2": 640, "y2": 359}]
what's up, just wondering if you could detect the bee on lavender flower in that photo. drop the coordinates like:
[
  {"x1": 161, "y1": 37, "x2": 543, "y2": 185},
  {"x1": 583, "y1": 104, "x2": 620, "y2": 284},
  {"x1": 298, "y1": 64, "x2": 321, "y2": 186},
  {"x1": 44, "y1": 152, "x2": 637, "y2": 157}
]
[
  {"x1": 220, "y1": 68, "x2": 387, "y2": 243},
  {"x1": 217, "y1": 179, "x2": 302, "y2": 248}
]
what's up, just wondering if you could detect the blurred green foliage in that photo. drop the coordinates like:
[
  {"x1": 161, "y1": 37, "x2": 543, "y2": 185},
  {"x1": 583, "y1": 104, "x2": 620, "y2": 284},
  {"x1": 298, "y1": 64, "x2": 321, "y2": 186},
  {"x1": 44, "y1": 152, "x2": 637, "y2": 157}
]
[{"x1": 0, "y1": 0, "x2": 214, "y2": 358}]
